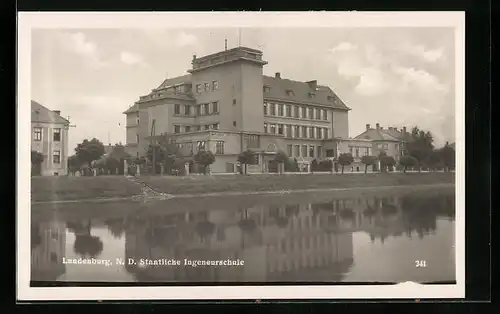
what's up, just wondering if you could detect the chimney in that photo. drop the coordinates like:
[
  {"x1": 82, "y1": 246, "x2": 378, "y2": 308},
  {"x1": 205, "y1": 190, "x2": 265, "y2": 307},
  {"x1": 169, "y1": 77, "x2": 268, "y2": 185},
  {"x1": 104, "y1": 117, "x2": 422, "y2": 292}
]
[
  {"x1": 275, "y1": 72, "x2": 281, "y2": 79},
  {"x1": 376, "y1": 123, "x2": 380, "y2": 130},
  {"x1": 192, "y1": 54, "x2": 197, "y2": 61},
  {"x1": 53, "y1": 110, "x2": 61, "y2": 115},
  {"x1": 307, "y1": 80, "x2": 317, "y2": 90},
  {"x1": 403, "y1": 126, "x2": 407, "y2": 134},
  {"x1": 366, "y1": 124, "x2": 371, "y2": 130}
]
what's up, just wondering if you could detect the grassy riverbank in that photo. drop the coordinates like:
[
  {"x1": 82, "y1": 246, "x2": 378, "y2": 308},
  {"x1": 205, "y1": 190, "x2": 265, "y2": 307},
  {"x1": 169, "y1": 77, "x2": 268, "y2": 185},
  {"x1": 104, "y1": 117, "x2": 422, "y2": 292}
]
[{"x1": 31, "y1": 172, "x2": 454, "y2": 202}]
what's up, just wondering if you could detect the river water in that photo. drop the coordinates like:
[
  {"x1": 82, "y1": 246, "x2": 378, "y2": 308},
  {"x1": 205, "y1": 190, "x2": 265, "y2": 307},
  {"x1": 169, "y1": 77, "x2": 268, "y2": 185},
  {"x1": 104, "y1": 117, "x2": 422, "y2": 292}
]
[{"x1": 30, "y1": 186, "x2": 455, "y2": 284}]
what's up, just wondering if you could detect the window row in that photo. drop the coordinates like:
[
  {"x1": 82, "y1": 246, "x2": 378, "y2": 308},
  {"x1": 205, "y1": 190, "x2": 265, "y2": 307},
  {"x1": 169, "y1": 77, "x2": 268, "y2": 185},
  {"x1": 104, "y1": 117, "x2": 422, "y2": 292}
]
[
  {"x1": 176, "y1": 140, "x2": 225, "y2": 155},
  {"x1": 195, "y1": 80, "x2": 219, "y2": 94},
  {"x1": 174, "y1": 102, "x2": 219, "y2": 117},
  {"x1": 264, "y1": 102, "x2": 328, "y2": 120},
  {"x1": 264, "y1": 123, "x2": 329, "y2": 140},
  {"x1": 174, "y1": 123, "x2": 220, "y2": 134},
  {"x1": 287, "y1": 144, "x2": 323, "y2": 158},
  {"x1": 33, "y1": 127, "x2": 61, "y2": 142},
  {"x1": 348, "y1": 146, "x2": 371, "y2": 158}
]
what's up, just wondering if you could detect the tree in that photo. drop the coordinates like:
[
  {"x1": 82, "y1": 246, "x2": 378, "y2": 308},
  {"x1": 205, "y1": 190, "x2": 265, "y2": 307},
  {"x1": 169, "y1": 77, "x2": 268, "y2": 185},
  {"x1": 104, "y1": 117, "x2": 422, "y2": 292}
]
[
  {"x1": 194, "y1": 150, "x2": 215, "y2": 175},
  {"x1": 104, "y1": 218, "x2": 126, "y2": 239},
  {"x1": 74, "y1": 138, "x2": 105, "y2": 167},
  {"x1": 311, "y1": 159, "x2": 319, "y2": 172},
  {"x1": 31, "y1": 150, "x2": 44, "y2": 176},
  {"x1": 196, "y1": 220, "x2": 216, "y2": 240},
  {"x1": 441, "y1": 142, "x2": 455, "y2": 172},
  {"x1": 70, "y1": 220, "x2": 103, "y2": 258},
  {"x1": 273, "y1": 151, "x2": 288, "y2": 174},
  {"x1": 399, "y1": 155, "x2": 419, "y2": 173},
  {"x1": 360, "y1": 155, "x2": 377, "y2": 174},
  {"x1": 380, "y1": 155, "x2": 396, "y2": 172},
  {"x1": 338, "y1": 153, "x2": 354, "y2": 174},
  {"x1": 404, "y1": 127, "x2": 435, "y2": 171},
  {"x1": 68, "y1": 155, "x2": 81, "y2": 176},
  {"x1": 146, "y1": 144, "x2": 166, "y2": 174},
  {"x1": 237, "y1": 150, "x2": 255, "y2": 175},
  {"x1": 284, "y1": 158, "x2": 299, "y2": 172}
]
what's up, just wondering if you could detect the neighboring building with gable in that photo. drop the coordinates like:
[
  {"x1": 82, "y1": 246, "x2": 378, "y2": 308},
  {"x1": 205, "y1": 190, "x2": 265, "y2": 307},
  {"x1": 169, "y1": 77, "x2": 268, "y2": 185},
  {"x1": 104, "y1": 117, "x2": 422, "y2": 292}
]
[
  {"x1": 31, "y1": 100, "x2": 70, "y2": 176},
  {"x1": 123, "y1": 45, "x2": 351, "y2": 173},
  {"x1": 353, "y1": 123, "x2": 411, "y2": 163}
]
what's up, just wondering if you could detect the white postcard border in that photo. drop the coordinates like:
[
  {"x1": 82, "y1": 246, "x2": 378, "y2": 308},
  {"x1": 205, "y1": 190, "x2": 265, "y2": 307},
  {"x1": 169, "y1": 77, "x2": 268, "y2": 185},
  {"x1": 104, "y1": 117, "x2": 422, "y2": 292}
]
[{"x1": 17, "y1": 11, "x2": 465, "y2": 301}]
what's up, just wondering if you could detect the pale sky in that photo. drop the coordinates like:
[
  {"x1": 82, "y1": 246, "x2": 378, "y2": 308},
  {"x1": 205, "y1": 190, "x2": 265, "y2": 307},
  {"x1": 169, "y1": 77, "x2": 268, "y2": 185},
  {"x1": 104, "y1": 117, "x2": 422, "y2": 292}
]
[{"x1": 31, "y1": 27, "x2": 456, "y2": 152}]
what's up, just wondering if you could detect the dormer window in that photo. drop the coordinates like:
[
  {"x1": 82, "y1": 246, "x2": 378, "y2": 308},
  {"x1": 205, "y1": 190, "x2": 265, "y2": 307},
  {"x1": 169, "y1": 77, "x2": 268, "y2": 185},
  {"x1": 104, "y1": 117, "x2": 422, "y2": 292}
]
[
  {"x1": 308, "y1": 92, "x2": 316, "y2": 99},
  {"x1": 327, "y1": 95, "x2": 335, "y2": 102},
  {"x1": 286, "y1": 89, "x2": 294, "y2": 96},
  {"x1": 263, "y1": 86, "x2": 271, "y2": 93}
]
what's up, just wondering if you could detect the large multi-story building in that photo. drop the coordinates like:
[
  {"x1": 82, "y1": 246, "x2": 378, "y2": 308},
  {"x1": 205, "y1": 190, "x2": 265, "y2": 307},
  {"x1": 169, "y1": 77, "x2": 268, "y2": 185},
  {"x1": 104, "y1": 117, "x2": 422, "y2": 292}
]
[
  {"x1": 31, "y1": 100, "x2": 70, "y2": 176},
  {"x1": 124, "y1": 46, "x2": 352, "y2": 173}
]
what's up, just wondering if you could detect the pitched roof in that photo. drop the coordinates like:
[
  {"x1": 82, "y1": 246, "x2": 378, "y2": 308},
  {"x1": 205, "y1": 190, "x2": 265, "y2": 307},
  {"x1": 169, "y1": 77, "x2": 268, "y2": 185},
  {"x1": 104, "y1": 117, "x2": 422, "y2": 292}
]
[
  {"x1": 263, "y1": 76, "x2": 350, "y2": 110},
  {"x1": 31, "y1": 100, "x2": 69, "y2": 124},
  {"x1": 156, "y1": 74, "x2": 192, "y2": 90},
  {"x1": 354, "y1": 128, "x2": 401, "y2": 142}
]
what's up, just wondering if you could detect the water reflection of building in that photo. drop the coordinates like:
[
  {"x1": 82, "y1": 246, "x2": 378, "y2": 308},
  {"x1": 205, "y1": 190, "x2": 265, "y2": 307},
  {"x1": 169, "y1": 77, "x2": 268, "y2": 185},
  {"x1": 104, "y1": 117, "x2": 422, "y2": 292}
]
[
  {"x1": 121, "y1": 191, "x2": 454, "y2": 282},
  {"x1": 124, "y1": 205, "x2": 354, "y2": 282},
  {"x1": 31, "y1": 217, "x2": 66, "y2": 281}
]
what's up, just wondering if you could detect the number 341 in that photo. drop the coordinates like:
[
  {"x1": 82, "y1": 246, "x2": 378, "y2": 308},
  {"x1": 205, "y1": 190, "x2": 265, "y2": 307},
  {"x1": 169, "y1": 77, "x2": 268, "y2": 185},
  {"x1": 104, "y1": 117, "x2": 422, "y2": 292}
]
[{"x1": 415, "y1": 260, "x2": 427, "y2": 267}]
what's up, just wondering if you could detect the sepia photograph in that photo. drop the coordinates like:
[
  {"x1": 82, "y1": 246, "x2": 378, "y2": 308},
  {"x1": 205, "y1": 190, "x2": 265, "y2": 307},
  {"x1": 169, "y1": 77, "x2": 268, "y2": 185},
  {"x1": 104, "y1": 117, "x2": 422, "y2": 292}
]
[{"x1": 18, "y1": 11, "x2": 465, "y2": 300}]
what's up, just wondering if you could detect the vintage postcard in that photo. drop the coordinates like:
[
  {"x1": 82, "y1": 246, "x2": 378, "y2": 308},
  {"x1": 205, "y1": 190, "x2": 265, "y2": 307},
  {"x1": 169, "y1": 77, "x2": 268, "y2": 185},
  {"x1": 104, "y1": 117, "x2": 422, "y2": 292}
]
[{"x1": 17, "y1": 11, "x2": 465, "y2": 301}]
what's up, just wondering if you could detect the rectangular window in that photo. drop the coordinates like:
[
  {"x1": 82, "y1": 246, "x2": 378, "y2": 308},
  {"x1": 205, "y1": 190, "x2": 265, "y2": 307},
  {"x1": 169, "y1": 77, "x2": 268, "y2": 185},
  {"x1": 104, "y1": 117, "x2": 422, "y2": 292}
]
[
  {"x1": 184, "y1": 105, "x2": 191, "y2": 116},
  {"x1": 233, "y1": 99, "x2": 236, "y2": 105},
  {"x1": 212, "y1": 80, "x2": 219, "y2": 91},
  {"x1": 216, "y1": 141, "x2": 224, "y2": 154},
  {"x1": 317, "y1": 146, "x2": 323, "y2": 158},
  {"x1": 174, "y1": 125, "x2": 181, "y2": 133},
  {"x1": 322, "y1": 109, "x2": 328, "y2": 120},
  {"x1": 286, "y1": 105, "x2": 292, "y2": 117},
  {"x1": 349, "y1": 146, "x2": 353, "y2": 155},
  {"x1": 53, "y1": 128, "x2": 61, "y2": 142},
  {"x1": 315, "y1": 108, "x2": 321, "y2": 120},
  {"x1": 212, "y1": 123, "x2": 219, "y2": 130},
  {"x1": 287, "y1": 144, "x2": 293, "y2": 157},
  {"x1": 278, "y1": 104, "x2": 284, "y2": 116},
  {"x1": 324, "y1": 128, "x2": 329, "y2": 139},
  {"x1": 245, "y1": 135, "x2": 259, "y2": 148},
  {"x1": 253, "y1": 154, "x2": 260, "y2": 165},
  {"x1": 263, "y1": 86, "x2": 270, "y2": 93},
  {"x1": 263, "y1": 102, "x2": 268, "y2": 115},
  {"x1": 301, "y1": 107, "x2": 307, "y2": 118},
  {"x1": 270, "y1": 124, "x2": 276, "y2": 134},
  {"x1": 204, "y1": 83, "x2": 210, "y2": 92},
  {"x1": 294, "y1": 106, "x2": 300, "y2": 118},
  {"x1": 308, "y1": 108, "x2": 314, "y2": 119},
  {"x1": 286, "y1": 125, "x2": 292, "y2": 137},
  {"x1": 278, "y1": 124, "x2": 284, "y2": 135},
  {"x1": 136, "y1": 134, "x2": 140, "y2": 143},
  {"x1": 355, "y1": 147, "x2": 360, "y2": 157},
  {"x1": 301, "y1": 126, "x2": 307, "y2": 138},
  {"x1": 196, "y1": 84, "x2": 202, "y2": 93},
  {"x1": 294, "y1": 145, "x2": 300, "y2": 157},
  {"x1": 196, "y1": 125, "x2": 201, "y2": 132},
  {"x1": 294, "y1": 125, "x2": 300, "y2": 138},
  {"x1": 302, "y1": 145, "x2": 308, "y2": 157},
  {"x1": 53, "y1": 150, "x2": 61, "y2": 164},
  {"x1": 33, "y1": 127, "x2": 42, "y2": 141},
  {"x1": 197, "y1": 141, "x2": 206, "y2": 150},
  {"x1": 204, "y1": 125, "x2": 210, "y2": 130},
  {"x1": 136, "y1": 117, "x2": 140, "y2": 124},
  {"x1": 174, "y1": 104, "x2": 181, "y2": 115},
  {"x1": 364, "y1": 147, "x2": 370, "y2": 156},
  {"x1": 212, "y1": 102, "x2": 219, "y2": 114},
  {"x1": 308, "y1": 127, "x2": 314, "y2": 139},
  {"x1": 264, "y1": 123, "x2": 268, "y2": 133},
  {"x1": 185, "y1": 126, "x2": 191, "y2": 133},
  {"x1": 270, "y1": 103, "x2": 276, "y2": 115},
  {"x1": 204, "y1": 103, "x2": 210, "y2": 115},
  {"x1": 196, "y1": 105, "x2": 201, "y2": 116},
  {"x1": 317, "y1": 127, "x2": 322, "y2": 139}
]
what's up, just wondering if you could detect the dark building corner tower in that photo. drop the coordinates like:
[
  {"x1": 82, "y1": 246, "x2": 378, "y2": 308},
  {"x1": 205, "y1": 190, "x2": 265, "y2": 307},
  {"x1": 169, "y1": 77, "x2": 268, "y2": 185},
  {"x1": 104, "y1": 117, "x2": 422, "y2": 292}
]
[{"x1": 188, "y1": 47, "x2": 268, "y2": 133}]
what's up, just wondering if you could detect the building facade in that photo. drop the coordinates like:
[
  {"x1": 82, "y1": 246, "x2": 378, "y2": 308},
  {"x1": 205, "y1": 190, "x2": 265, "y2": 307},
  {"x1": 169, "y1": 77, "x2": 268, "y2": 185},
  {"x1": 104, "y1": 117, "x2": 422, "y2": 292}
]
[
  {"x1": 31, "y1": 100, "x2": 70, "y2": 176},
  {"x1": 124, "y1": 46, "x2": 351, "y2": 173}
]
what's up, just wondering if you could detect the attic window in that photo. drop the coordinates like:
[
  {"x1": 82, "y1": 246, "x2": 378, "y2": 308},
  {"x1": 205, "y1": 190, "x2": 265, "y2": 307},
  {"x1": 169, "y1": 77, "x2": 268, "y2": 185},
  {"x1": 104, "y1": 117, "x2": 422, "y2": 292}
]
[
  {"x1": 263, "y1": 86, "x2": 271, "y2": 93},
  {"x1": 327, "y1": 95, "x2": 335, "y2": 102},
  {"x1": 286, "y1": 89, "x2": 294, "y2": 96},
  {"x1": 308, "y1": 92, "x2": 316, "y2": 99}
]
